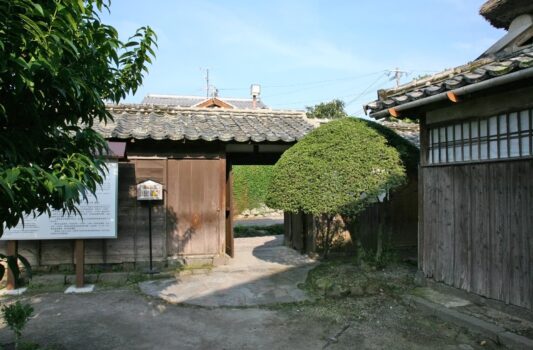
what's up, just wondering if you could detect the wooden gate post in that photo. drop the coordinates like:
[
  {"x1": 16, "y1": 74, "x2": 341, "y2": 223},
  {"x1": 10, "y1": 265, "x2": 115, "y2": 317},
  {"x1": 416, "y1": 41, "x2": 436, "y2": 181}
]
[
  {"x1": 6, "y1": 240, "x2": 18, "y2": 290},
  {"x1": 74, "y1": 239, "x2": 85, "y2": 288},
  {"x1": 225, "y1": 162, "x2": 234, "y2": 257}
]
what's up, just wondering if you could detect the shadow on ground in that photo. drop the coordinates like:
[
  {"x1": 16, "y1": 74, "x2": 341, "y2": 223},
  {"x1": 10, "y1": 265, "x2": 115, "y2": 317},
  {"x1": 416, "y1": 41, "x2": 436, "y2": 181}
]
[{"x1": 139, "y1": 235, "x2": 318, "y2": 307}]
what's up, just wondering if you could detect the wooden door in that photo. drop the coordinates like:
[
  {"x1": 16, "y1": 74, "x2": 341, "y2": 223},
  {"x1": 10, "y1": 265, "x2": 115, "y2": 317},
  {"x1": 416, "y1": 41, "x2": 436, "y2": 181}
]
[
  {"x1": 167, "y1": 159, "x2": 224, "y2": 256},
  {"x1": 225, "y1": 164, "x2": 234, "y2": 257}
]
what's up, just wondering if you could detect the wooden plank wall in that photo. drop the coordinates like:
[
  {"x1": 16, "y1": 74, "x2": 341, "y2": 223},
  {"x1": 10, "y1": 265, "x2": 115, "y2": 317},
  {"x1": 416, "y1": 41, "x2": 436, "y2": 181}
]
[
  {"x1": 166, "y1": 159, "x2": 224, "y2": 257},
  {"x1": 355, "y1": 178, "x2": 418, "y2": 250},
  {"x1": 420, "y1": 160, "x2": 533, "y2": 311},
  {"x1": 284, "y1": 178, "x2": 417, "y2": 255},
  {"x1": 284, "y1": 212, "x2": 314, "y2": 253}
]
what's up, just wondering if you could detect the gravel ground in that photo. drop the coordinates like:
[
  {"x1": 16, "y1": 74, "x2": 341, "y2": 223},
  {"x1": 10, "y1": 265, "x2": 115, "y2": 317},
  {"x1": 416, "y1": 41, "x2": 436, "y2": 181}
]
[{"x1": 0, "y1": 255, "x2": 506, "y2": 350}]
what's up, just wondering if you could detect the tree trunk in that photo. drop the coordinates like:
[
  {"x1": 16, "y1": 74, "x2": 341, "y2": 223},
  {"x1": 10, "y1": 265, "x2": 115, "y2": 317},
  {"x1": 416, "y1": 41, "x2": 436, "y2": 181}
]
[
  {"x1": 376, "y1": 221, "x2": 383, "y2": 262},
  {"x1": 322, "y1": 214, "x2": 333, "y2": 259}
]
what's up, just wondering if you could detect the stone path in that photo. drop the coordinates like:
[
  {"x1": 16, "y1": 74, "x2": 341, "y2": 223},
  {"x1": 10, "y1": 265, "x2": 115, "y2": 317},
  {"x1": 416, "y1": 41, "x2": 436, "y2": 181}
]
[
  {"x1": 233, "y1": 216, "x2": 284, "y2": 227},
  {"x1": 139, "y1": 235, "x2": 317, "y2": 307}
]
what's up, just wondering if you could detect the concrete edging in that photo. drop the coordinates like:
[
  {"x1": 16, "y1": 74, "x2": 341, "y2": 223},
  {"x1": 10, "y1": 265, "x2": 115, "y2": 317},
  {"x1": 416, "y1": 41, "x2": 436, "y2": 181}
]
[{"x1": 403, "y1": 294, "x2": 533, "y2": 350}]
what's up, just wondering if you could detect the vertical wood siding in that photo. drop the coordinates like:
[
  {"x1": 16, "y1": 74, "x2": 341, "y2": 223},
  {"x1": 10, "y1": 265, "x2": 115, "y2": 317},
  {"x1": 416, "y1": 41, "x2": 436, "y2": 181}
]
[
  {"x1": 166, "y1": 159, "x2": 224, "y2": 256},
  {"x1": 355, "y1": 179, "x2": 419, "y2": 250},
  {"x1": 420, "y1": 160, "x2": 533, "y2": 311}
]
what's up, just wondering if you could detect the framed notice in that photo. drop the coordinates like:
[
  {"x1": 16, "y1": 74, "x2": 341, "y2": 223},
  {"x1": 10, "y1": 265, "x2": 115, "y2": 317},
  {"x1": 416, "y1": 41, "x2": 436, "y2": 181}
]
[
  {"x1": 1, "y1": 161, "x2": 119, "y2": 240},
  {"x1": 137, "y1": 180, "x2": 163, "y2": 201}
]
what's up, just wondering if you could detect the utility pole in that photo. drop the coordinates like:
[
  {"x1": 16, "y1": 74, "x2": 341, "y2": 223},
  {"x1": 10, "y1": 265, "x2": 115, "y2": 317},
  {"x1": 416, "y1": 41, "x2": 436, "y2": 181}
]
[
  {"x1": 387, "y1": 67, "x2": 409, "y2": 87},
  {"x1": 205, "y1": 68, "x2": 210, "y2": 98}
]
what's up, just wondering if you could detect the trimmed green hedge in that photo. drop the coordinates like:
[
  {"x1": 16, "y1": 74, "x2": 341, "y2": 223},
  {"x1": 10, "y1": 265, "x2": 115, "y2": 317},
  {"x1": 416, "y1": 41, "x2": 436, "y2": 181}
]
[
  {"x1": 232, "y1": 165, "x2": 273, "y2": 214},
  {"x1": 266, "y1": 118, "x2": 409, "y2": 216}
]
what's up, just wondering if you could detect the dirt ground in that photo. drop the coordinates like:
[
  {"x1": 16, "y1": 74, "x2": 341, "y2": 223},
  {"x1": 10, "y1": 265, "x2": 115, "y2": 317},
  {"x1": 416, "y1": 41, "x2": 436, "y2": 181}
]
[{"x1": 0, "y1": 260, "x2": 505, "y2": 350}]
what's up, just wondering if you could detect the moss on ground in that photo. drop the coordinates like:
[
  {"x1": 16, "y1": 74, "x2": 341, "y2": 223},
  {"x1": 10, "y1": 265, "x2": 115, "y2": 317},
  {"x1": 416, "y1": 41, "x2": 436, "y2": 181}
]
[
  {"x1": 269, "y1": 258, "x2": 503, "y2": 349},
  {"x1": 269, "y1": 258, "x2": 417, "y2": 323}
]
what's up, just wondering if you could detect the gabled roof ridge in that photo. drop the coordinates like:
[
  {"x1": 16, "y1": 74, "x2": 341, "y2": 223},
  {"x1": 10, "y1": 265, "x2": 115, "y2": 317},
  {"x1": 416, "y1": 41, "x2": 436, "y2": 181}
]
[
  {"x1": 143, "y1": 94, "x2": 261, "y2": 102},
  {"x1": 191, "y1": 97, "x2": 238, "y2": 108}
]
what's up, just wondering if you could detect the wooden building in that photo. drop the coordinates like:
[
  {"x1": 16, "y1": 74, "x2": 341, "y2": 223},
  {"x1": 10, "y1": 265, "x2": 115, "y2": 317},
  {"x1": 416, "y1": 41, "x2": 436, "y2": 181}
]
[
  {"x1": 364, "y1": 0, "x2": 533, "y2": 311},
  {"x1": 1, "y1": 105, "x2": 314, "y2": 268}
]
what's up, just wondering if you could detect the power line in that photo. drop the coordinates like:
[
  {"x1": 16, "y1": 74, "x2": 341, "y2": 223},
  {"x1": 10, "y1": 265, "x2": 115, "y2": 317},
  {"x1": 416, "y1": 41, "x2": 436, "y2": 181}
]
[
  {"x1": 217, "y1": 69, "x2": 438, "y2": 93},
  {"x1": 345, "y1": 74, "x2": 389, "y2": 107},
  {"x1": 218, "y1": 70, "x2": 385, "y2": 91},
  {"x1": 253, "y1": 68, "x2": 436, "y2": 109}
]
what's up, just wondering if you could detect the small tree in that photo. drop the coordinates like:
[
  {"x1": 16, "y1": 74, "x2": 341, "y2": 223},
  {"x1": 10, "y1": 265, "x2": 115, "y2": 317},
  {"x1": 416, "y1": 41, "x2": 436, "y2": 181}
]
[
  {"x1": 2, "y1": 301, "x2": 34, "y2": 349},
  {"x1": 266, "y1": 118, "x2": 407, "y2": 258},
  {"x1": 305, "y1": 99, "x2": 347, "y2": 119},
  {"x1": 0, "y1": 0, "x2": 157, "y2": 234}
]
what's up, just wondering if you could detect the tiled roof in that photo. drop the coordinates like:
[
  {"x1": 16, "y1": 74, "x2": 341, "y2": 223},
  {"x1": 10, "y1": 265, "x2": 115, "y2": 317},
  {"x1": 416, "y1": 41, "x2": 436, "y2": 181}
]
[
  {"x1": 379, "y1": 120, "x2": 420, "y2": 147},
  {"x1": 364, "y1": 45, "x2": 533, "y2": 117},
  {"x1": 141, "y1": 94, "x2": 268, "y2": 109},
  {"x1": 95, "y1": 104, "x2": 313, "y2": 143}
]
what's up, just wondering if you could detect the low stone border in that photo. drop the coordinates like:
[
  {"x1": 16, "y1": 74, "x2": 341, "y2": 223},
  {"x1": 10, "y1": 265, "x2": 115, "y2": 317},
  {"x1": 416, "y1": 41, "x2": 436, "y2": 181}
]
[
  {"x1": 26, "y1": 268, "x2": 211, "y2": 287},
  {"x1": 403, "y1": 294, "x2": 533, "y2": 350}
]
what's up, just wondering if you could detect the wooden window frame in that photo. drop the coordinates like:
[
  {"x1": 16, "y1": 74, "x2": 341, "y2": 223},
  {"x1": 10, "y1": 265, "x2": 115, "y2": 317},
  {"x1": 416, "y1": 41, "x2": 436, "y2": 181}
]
[{"x1": 426, "y1": 108, "x2": 533, "y2": 166}]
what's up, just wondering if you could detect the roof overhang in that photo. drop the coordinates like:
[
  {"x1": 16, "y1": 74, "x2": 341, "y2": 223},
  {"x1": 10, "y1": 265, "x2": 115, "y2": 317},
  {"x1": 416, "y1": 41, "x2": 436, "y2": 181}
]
[
  {"x1": 480, "y1": 0, "x2": 533, "y2": 29},
  {"x1": 369, "y1": 66, "x2": 533, "y2": 120}
]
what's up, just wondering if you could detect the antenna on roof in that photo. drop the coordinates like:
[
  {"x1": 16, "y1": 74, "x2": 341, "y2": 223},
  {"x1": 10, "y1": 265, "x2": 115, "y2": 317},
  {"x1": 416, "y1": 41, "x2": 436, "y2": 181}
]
[{"x1": 204, "y1": 68, "x2": 210, "y2": 98}]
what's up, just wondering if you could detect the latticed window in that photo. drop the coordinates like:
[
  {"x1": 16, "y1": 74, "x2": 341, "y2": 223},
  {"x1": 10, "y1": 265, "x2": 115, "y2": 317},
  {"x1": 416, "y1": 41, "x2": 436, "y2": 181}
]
[{"x1": 428, "y1": 109, "x2": 533, "y2": 164}]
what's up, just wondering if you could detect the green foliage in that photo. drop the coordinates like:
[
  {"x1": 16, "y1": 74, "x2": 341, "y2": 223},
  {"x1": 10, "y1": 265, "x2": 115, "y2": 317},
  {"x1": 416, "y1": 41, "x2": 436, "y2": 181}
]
[
  {"x1": 266, "y1": 118, "x2": 407, "y2": 217},
  {"x1": 0, "y1": 253, "x2": 32, "y2": 287},
  {"x1": 360, "y1": 120, "x2": 419, "y2": 175},
  {"x1": 305, "y1": 99, "x2": 347, "y2": 119},
  {"x1": 2, "y1": 301, "x2": 34, "y2": 347},
  {"x1": 233, "y1": 224, "x2": 284, "y2": 238},
  {"x1": 232, "y1": 165, "x2": 273, "y2": 213},
  {"x1": 0, "y1": 0, "x2": 157, "y2": 232}
]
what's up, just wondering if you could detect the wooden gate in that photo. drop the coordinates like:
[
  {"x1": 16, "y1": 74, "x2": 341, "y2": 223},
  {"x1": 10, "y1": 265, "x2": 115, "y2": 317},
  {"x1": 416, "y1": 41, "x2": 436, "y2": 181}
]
[{"x1": 166, "y1": 159, "x2": 225, "y2": 256}]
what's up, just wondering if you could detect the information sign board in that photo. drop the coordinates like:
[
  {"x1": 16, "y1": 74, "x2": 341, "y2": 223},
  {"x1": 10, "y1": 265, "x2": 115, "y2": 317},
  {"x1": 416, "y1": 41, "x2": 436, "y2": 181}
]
[{"x1": 1, "y1": 161, "x2": 119, "y2": 240}]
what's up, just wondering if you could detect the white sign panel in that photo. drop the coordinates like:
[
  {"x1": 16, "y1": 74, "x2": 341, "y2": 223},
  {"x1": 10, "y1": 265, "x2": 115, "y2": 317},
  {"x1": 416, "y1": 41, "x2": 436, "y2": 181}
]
[
  {"x1": 2, "y1": 161, "x2": 119, "y2": 240},
  {"x1": 137, "y1": 180, "x2": 163, "y2": 201}
]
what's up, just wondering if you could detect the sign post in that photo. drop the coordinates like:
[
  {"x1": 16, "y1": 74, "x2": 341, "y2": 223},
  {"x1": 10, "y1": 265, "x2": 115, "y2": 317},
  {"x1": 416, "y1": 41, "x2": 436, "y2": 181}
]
[
  {"x1": 6, "y1": 241, "x2": 18, "y2": 290},
  {"x1": 136, "y1": 180, "x2": 163, "y2": 274},
  {"x1": 2, "y1": 160, "x2": 119, "y2": 294}
]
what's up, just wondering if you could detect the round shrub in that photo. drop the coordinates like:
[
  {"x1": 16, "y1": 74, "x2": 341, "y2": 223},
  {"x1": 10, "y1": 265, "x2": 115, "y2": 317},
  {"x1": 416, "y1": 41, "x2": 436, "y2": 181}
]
[{"x1": 266, "y1": 118, "x2": 408, "y2": 216}]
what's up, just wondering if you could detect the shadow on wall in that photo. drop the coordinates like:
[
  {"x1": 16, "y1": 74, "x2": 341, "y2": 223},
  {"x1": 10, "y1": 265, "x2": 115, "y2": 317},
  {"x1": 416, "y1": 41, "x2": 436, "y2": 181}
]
[{"x1": 165, "y1": 205, "x2": 195, "y2": 257}]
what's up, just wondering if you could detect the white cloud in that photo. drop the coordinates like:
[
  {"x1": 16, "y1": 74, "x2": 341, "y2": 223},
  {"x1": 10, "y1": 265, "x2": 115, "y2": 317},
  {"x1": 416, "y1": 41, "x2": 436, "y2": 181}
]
[{"x1": 183, "y1": 1, "x2": 379, "y2": 73}]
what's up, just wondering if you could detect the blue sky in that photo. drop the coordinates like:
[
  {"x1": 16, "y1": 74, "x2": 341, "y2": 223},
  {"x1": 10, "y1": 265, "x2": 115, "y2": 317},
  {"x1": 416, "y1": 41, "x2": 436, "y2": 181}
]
[{"x1": 103, "y1": 0, "x2": 504, "y2": 115}]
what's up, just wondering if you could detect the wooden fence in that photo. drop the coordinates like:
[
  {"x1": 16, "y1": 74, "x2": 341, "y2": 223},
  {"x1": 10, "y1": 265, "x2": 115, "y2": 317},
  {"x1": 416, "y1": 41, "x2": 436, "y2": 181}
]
[
  {"x1": 284, "y1": 178, "x2": 418, "y2": 254},
  {"x1": 420, "y1": 160, "x2": 532, "y2": 311}
]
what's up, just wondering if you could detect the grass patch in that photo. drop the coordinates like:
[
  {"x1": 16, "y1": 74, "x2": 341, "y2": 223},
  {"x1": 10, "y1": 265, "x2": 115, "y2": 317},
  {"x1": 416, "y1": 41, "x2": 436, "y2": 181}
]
[
  {"x1": 233, "y1": 224, "x2": 284, "y2": 238},
  {"x1": 268, "y1": 257, "x2": 418, "y2": 324}
]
